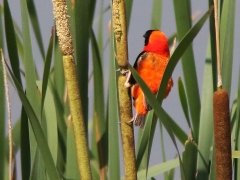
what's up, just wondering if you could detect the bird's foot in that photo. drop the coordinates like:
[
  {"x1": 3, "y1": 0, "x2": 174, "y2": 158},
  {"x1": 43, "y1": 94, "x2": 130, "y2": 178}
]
[{"x1": 116, "y1": 68, "x2": 130, "y2": 76}]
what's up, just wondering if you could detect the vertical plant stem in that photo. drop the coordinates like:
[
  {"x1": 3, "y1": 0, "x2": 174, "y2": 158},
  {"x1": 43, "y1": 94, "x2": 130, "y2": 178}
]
[
  {"x1": 118, "y1": 76, "x2": 137, "y2": 180},
  {"x1": 52, "y1": 0, "x2": 92, "y2": 179},
  {"x1": 1, "y1": 50, "x2": 12, "y2": 180},
  {"x1": 112, "y1": 0, "x2": 128, "y2": 68},
  {"x1": 63, "y1": 55, "x2": 92, "y2": 180},
  {"x1": 112, "y1": 0, "x2": 137, "y2": 179},
  {"x1": 213, "y1": 0, "x2": 222, "y2": 88}
]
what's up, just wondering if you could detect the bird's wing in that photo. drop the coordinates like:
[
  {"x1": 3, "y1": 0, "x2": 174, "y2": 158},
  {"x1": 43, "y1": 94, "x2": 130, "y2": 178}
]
[{"x1": 124, "y1": 51, "x2": 148, "y2": 87}]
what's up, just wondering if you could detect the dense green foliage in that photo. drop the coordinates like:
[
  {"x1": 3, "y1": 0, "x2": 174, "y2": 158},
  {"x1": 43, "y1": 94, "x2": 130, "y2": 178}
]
[{"x1": 0, "y1": 0, "x2": 239, "y2": 179}]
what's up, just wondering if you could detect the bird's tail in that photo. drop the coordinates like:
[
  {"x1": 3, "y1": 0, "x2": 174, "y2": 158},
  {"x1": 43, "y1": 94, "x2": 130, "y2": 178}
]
[{"x1": 132, "y1": 114, "x2": 146, "y2": 128}]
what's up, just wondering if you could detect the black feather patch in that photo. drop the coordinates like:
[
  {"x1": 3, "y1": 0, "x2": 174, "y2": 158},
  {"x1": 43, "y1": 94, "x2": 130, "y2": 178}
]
[{"x1": 143, "y1": 30, "x2": 154, "y2": 46}]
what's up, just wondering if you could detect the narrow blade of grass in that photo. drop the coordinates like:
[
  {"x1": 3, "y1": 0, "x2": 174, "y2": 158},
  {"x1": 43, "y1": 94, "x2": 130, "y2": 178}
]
[
  {"x1": 122, "y1": 158, "x2": 179, "y2": 180},
  {"x1": 20, "y1": 107, "x2": 30, "y2": 180},
  {"x1": 231, "y1": 95, "x2": 237, "y2": 145},
  {"x1": 144, "y1": 114, "x2": 158, "y2": 178},
  {"x1": 52, "y1": 32, "x2": 66, "y2": 140},
  {"x1": 4, "y1": 0, "x2": 22, "y2": 86},
  {"x1": 233, "y1": 68, "x2": 240, "y2": 179},
  {"x1": 29, "y1": 149, "x2": 45, "y2": 180},
  {"x1": 75, "y1": 0, "x2": 89, "y2": 130},
  {"x1": 208, "y1": 0, "x2": 217, "y2": 91},
  {"x1": 0, "y1": 38, "x2": 5, "y2": 180},
  {"x1": 233, "y1": 151, "x2": 240, "y2": 159},
  {"x1": 168, "y1": 167, "x2": 176, "y2": 180},
  {"x1": 196, "y1": 41, "x2": 214, "y2": 180},
  {"x1": 27, "y1": 0, "x2": 45, "y2": 60},
  {"x1": 125, "y1": 0, "x2": 133, "y2": 29},
  {"x1": 182, "y1": 137, "x2": 198, "y2": 180},
  {"x1": 136, "y1": 103, "x2": 187, "y2": 171},
  {"x1": 89, "y1": 0, "x2": 97, "y2": 25},
  {"x1": 220, "y1": 0, "x2": 236, "y2": 95},
  {"x1": 91, "y1": 119, "x2": 99, "y2": 178},
  {"x1": 91, "y1": 28, "x2": 107, "y2": 178},
  {"x1": 150, "y1": 0, "x2": 162, "y2": 29},
  {"x1": 0, "y1": 5, "x2": 3, "y2": 49},
  {"x1": 65, "y1": 122, "x2": 80, "y2": 180},
  {"x1": 6, "y1": 62, "x2": 60, "y2": 179},
  {"x1": 41, "y1": 32, "x2": 53, "y2": 111},
  {"x1": 5, "y1": 119, "x2": 21, "y2": 159},
  {"x1": 21, "y1": 0, "x2": 42, "y2": 176},
  {"x1": 97, "y1": 0, "x2": 104, "y2": 57},
  {"x1": 168, "y1": 32, "x2": 178, "y2": 47},
  {"x1": 135, "y1": 123, "x2": 148, "y2": 171},
  {"x1": 159, "y1": 123, "x2": 168, "y2": 180},
  {"x1": 173, "y1": 0, "x2": 201, "y2": 142},
  {"x1": 141, "y1": 158, "x2": 179, "y2": 179},
  {"x1": 90, "y1": 158, "x2": 100, "y2": 180},
  {"x1": 209, "y1": 145, "x2": 216, "y2": 180},
  {"x1": 14, "y1": 23, "x2": 24, "y2": 61},
  {"x1": 108, "y1": 29, "x2": 120, "y2": 180},
  {"x1": 178, "y1": 77, "x2": 191, "y2": 128},
  {"x1": 50, "y1": 34, "x2": 67, "y2": 173},
  {"x1": 37, "y1": 81, "x2": 58, "y2": 165},
  {"x1": 136, "y1": 111, "x2": 155, "y2": 171},
  {"x1": 147, "y1": 111, "x2": 187, "y2": 177}
]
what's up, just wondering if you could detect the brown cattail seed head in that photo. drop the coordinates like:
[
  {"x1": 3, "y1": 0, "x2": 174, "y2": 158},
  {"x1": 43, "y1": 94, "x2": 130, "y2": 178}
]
[{"x1": 213, "y1": 89, "x2": 232, "y2": 180}]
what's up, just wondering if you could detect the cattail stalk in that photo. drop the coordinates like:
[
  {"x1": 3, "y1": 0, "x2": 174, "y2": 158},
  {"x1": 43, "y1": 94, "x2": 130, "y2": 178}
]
[
  {"x1": 213, "y1": 0, "x2": 232, "y2": 179},
  {"x1": 52, "y1": 0, "x2": 92, "y2": 179},
  {"x1": 112, "y1": 0, "x2": 129, "y2": 68},
  {"x1": 112, "y1": 0, "x2": 137, "y2": 179},
  {"x1": 118, "y1": 76, "x2": 137, "y2": 180},
  {"x1": 213, "y1": 0, "x2": 222, "y2": 88}
]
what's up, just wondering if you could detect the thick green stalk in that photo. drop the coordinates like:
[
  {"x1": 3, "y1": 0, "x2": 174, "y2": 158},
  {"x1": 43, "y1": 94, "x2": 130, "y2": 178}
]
[
  {"x1": 112, "y1": 0, "x2": 129, "y2": 68},
  {"x1": 63, "y1": 55, "x2": 92, "y2": 179},
  {"x1": 118, "y1": 76, "x2": 137, "y2": 180},
  {"x1": 52, "y1": 0, "x2": 92, "y2": 179},
  {"x1": 112, "y1": 0, "x2": 137, "y2": 179}
]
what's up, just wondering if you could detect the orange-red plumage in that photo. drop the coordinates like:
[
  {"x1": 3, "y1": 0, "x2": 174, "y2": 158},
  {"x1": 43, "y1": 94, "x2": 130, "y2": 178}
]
[{"x1": 126, "y1": 30, "x2": 173, "y2": 128}]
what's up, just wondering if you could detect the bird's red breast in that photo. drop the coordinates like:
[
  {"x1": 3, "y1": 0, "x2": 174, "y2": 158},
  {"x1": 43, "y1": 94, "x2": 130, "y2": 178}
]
[{"x1": 126, "y1": 30, "x2": 173, "y2": 128}]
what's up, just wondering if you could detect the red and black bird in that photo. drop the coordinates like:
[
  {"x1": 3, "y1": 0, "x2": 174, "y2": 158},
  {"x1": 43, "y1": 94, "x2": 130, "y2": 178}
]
[{"x1": 125, "y1": 30, "x2": 173, "y2": 128}]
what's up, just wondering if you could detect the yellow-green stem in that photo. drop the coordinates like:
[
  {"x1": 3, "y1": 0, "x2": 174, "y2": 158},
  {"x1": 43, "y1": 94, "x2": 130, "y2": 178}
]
[
  {"x1": 52, "y1": 0, "x2": 92, "y2": 179},
  {"x1": 213, "y1": 0, "x2": 222, "y2": 88},
  {"x1": 118, "y1": 76, "x2": 137, "y2": 180},
  {"x1": 63, "y1": 55, "x2": 92, "y2": 180},
  {"x1": 112, "y1": 0, "x2": 137, "y2": 179},
  {"x1": 112, "y1": 0, "x2": 128, "y2": 68}
]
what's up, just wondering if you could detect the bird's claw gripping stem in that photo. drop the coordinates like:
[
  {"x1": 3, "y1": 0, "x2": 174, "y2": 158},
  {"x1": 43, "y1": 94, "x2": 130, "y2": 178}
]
[{"x1": 116, "y1": 68, "x2": 130, "y2": 76}]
